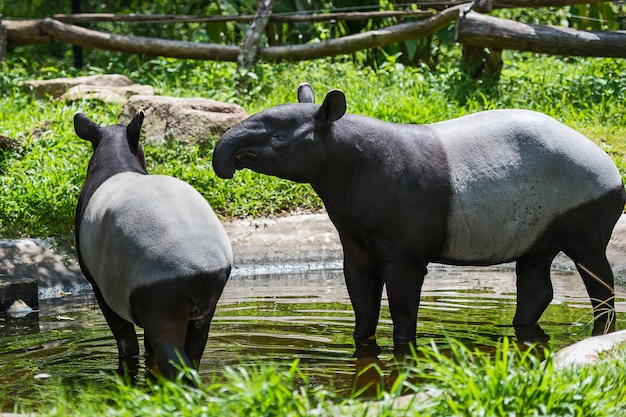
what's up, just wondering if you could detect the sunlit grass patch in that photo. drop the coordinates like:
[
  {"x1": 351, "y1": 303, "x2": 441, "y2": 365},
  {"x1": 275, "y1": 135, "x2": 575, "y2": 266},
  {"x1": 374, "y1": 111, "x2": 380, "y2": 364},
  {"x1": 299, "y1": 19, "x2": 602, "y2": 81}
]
[{"x1": 1, "y1": 54, "x2": 625, "y2": 239}]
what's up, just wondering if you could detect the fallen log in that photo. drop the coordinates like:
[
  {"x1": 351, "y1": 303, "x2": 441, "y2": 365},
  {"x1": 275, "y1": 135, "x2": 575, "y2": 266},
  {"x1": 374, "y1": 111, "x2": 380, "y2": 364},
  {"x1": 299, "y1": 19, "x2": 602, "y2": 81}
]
[
  {"x1": 52, "y1": 9, "x2": 433, "y2": 24},
  {"x1": 39, "y1": 18, "x2": 240, "y2": 61},
  {"x1": 3, "y1": 20, "x2": 52, "y2": 45},
  {"x1": 6, "y1": 6, "x2": 463, "y2": 63},
  {"x1": 456, "y1": 11, "x2": 626, "y2": 58},
  {"x1": 259, "y1": 4, "x2": 464, "y2": 61}
]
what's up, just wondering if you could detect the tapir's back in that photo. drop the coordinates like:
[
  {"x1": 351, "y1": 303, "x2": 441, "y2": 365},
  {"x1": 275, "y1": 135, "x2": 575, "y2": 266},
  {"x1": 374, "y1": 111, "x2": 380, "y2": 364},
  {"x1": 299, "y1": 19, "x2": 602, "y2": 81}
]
[
  {"x1": 431, "y1": 109, "x2": 624, "y2": 263},
  {"x1": 79, "y1": 172, "x2": 232, "y2": 322}
]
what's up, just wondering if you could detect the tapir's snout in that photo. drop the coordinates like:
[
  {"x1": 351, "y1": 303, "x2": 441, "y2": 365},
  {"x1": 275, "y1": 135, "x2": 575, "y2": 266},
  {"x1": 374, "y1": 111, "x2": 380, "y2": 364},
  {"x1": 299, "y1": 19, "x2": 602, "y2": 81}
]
[{"x1": 212, "y1": 128, "x2": 240, "y2": 179}]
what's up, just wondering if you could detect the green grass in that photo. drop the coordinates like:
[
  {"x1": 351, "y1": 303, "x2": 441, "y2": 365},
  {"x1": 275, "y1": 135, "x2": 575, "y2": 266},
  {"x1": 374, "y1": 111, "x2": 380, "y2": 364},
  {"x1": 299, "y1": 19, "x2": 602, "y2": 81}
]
[
  {"x1": 3, "y1": 338, "x2": 625, "y2": 416},
  {"x1": 1, "y1": 52, "x2": 626, "y2": 243}
]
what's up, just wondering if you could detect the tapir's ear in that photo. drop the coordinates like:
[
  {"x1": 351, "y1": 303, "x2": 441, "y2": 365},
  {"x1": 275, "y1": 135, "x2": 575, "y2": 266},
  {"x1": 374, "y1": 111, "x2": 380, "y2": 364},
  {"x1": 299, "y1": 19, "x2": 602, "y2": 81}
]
[
  {"x1": 318, "y1": 89, "x2": 346, "y2": 122},
  {"x1": 297, "y1": 83, "x2": 315, "y2": 103},
  {"x1": 126, "y1": 110, "x2": 144, "y2": 154},
  {"x1": 74, "y1": 112, "x2": 101, "y2": 149}
]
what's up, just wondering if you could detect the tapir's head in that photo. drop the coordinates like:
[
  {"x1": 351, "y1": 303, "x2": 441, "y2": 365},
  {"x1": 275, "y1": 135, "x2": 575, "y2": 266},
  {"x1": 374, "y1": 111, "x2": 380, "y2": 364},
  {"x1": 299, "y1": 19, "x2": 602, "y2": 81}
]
[
  {"x1": 74, "y1": 111, "x2": 147, "y2": 174},
  {"x1": 212, "y1": 83, "x2": 346, "y2": 183}
]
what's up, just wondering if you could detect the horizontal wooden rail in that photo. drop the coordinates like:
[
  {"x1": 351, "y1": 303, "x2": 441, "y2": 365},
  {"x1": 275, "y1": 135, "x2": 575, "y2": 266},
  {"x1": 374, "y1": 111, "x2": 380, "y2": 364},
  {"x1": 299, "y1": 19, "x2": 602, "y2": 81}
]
[
  {"x1": 456, "y1": 10, "x2": 626, "y2": 58},
  {"x1": 51, "y1": 10, "x2": 433, "y2": 24},
  {"x1": 3, "y1": 5, "x2": 464, "y2": 62}
]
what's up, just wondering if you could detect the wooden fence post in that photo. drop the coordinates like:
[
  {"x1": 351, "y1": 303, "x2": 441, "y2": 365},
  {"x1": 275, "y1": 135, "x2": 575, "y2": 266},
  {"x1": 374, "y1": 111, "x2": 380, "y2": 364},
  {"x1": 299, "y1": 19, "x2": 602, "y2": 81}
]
[
  {"x1": 0, "y1": 18, "x2": 6, "y2": 62},
  {"x1": 238, "y1": 0, "x2": 275, "y2": 70}
]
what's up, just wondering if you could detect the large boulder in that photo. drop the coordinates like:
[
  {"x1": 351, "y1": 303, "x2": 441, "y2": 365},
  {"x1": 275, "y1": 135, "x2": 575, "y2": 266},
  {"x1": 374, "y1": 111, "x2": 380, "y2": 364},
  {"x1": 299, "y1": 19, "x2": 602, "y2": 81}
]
[
  {"x1": 552, "y1": 329, "x2": 626, "y2": 369},
  {"x1": 118, "y1": 95, "x2": 248, "y2": 146},
  {"x1": 0, "y1": 239, "x2": 86, "y2": 298}
]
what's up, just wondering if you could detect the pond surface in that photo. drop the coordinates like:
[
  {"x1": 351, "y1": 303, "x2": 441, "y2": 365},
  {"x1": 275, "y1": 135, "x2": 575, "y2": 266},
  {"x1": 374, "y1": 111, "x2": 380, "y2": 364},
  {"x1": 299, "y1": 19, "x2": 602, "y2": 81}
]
[{"x1": 1, "y1": 265, "x2": 625, "y2": 409}]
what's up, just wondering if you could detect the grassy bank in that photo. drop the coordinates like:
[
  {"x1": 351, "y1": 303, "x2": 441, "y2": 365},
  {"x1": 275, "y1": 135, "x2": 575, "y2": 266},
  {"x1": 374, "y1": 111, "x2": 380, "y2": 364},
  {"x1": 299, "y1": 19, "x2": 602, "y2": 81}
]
[
  {"x1": 3, "y1": 338, "x2": 625, "y2": 416},
  {"x1": 1, "y1": 54, "x2": 626, "y2": 241}
]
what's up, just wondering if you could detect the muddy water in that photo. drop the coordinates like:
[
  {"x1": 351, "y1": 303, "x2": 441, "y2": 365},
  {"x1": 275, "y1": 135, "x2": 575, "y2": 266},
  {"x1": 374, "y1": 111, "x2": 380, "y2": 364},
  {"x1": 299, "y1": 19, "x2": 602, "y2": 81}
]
[{"x1": 1, "y1": 265, "x2": 625, "y2": 408}]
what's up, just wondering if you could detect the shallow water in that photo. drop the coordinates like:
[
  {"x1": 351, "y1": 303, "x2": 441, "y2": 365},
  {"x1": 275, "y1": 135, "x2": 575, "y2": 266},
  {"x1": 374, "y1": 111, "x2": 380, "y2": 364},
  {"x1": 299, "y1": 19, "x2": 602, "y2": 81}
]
[{"x1": 1, "y1": 265, "x2": 625, "y2": 408}]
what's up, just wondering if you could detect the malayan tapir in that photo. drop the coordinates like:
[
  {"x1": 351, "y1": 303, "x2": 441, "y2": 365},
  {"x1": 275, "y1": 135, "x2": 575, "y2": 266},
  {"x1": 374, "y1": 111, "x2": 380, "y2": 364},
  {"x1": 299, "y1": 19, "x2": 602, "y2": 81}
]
[
  {"x1": 74, "y1": 111, "x2": 232, "y2": 379},
  {"x1": 212, "y1": 83, "x2": 625, "y2": 351}
]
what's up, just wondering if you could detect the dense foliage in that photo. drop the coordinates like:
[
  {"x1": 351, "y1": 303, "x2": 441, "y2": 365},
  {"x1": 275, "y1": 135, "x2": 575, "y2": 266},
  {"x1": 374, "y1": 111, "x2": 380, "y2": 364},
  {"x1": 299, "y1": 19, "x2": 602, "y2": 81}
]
[
  {"x1": 1, "y1": 51, "x2": 626, "y2": 241},
  {"x1": 2, "y1": 1, "x2": 625, "y2": 69}
]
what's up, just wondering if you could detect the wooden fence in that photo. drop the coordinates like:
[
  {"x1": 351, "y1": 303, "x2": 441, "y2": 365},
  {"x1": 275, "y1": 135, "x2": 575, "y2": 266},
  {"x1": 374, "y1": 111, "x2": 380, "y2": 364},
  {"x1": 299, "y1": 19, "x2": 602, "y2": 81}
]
[{"x1": 1, "y1": 0, "x2": 625, "y2": 66}]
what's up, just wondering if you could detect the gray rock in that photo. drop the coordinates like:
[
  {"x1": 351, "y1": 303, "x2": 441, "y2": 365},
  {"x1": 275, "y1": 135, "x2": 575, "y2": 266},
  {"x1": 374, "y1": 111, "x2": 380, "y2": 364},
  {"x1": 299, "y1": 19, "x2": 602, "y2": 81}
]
[
  {"x1": 118, "y1": 95, "x2": 248, "y2": 146},
  {"x1": 21, "y1": 74, "x2": 136, "y2": 99},
  {"x1": 60, "y1": 83, "x2": 154, "y2": 104},
  {"x1": 0, "y1": 239, "x2": 86, "y2": 298}
]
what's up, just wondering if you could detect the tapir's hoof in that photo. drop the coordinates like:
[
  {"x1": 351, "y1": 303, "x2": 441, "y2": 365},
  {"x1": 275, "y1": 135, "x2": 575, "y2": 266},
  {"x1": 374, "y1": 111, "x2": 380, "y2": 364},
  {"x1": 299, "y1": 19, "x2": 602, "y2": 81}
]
[
  {"x1": 353, "y1": 337, "x2": 381, "y2": 358},
  {"x1": 514, "y1": 323, "x2": 550, "y2": 343},
  {"x1": 393, "y1": 339, "x2": 417, "y2": 357}
]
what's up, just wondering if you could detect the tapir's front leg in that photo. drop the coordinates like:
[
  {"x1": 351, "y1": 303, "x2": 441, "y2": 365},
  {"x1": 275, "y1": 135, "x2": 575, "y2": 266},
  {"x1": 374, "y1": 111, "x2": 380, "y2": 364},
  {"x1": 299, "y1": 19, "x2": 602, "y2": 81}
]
[
  {"x1": 384, "y1": 260, "x2": 427, "y2": 353},
  {"x1": 341, "y1": 233, "x2": 384, "y2": 342}
]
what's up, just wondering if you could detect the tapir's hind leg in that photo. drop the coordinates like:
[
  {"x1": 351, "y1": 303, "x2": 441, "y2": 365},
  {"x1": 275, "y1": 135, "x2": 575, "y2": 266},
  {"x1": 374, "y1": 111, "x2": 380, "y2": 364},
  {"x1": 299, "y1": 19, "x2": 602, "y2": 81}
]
[
  {"x1": 556, "y1": 189, "x2": 622, "y2": 335},
  {"x1": 564, "y1": 248, "x2": 616, "y2": 335},
  {"x1": 136, "y1": 306, "x2": 192, "y2": 380},
  {"x1": 91, "y1": 284, "x2": 139, "y2": 358},
  {"x1": 184, "y1": 320, "x2": 211, "y2": 369},
  {"x1": 513, "y1": 250, "x2": 559, "y2": 328},
  {"x1": 131, "y1": 284, "x2": 194, "y2": 380}
]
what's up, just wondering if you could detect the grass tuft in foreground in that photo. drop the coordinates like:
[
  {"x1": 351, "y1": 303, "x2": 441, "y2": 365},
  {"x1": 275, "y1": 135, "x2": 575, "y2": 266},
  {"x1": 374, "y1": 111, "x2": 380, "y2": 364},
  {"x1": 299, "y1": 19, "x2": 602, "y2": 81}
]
[{"x1": 5, "y1": 338, "x2": 626, "y2": 416}]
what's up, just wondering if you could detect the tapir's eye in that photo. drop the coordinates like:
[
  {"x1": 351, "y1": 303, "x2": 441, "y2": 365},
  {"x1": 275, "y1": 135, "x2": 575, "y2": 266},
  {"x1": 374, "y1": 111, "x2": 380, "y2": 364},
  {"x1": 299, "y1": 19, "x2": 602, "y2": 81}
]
[{"x1": 271, "y1": 135, "x2": 288, "y2": 149}]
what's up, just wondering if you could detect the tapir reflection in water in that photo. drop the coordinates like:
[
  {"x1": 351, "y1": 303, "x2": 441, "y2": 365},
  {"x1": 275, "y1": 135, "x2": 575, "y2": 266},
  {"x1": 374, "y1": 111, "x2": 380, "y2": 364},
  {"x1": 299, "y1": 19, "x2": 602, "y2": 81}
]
[
  {"x1": 74, "y1": 111, "x2": 232, "y2": 379},
  {"x1": 213, "y1": 83, "x2": 625, "y2": 351}
]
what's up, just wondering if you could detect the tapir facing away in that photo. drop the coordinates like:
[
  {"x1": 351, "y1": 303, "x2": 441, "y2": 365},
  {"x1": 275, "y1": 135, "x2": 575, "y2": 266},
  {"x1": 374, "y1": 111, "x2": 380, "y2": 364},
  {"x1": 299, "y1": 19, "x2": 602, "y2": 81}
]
[
  {"x1": 213, "y1": 83, "x2": 625, "y2": 350},
  {"x1": 74, "y1": 111, "x2": 232, "y2": 379}
]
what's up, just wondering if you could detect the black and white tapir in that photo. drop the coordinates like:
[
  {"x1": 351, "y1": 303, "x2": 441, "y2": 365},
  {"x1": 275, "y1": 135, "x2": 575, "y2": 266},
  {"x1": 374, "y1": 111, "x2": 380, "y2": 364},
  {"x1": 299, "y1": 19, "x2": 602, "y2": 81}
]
[
  {"x1": 212, "y1": 83, "x2": 625, "y2": 351},
  {"x1": 74, "y1": 111, "x2": 232, "y2": 379}
]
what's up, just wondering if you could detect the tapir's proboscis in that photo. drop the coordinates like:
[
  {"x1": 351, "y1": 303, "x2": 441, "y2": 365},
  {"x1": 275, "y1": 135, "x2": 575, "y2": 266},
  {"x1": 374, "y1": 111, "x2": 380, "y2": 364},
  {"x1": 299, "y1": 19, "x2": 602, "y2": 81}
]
[
  {"x1": 74, "y1": 111, "x2": 232, "y2": 380},
  {"x1": 213, "y1": 83, "x2": 625, "y2": 352}
]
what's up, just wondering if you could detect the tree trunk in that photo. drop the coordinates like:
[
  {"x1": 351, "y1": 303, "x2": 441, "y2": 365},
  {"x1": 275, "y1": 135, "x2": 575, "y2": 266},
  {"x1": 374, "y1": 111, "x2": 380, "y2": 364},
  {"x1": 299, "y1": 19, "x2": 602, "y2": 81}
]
[
  {"x1": 0, "y1": 23, "x2": 6, "y2": 62},
  {"x1": 238, "y1": 0, "x2": 275, "y2": 70},
  {"x1": 456, "y1": 11, "x2": 626, "y2": 58}
]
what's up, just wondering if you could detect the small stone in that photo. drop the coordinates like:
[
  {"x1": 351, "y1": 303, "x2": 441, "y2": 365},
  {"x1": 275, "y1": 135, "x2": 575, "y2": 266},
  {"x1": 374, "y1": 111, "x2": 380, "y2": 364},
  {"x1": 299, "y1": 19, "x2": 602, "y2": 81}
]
[
  {"x1": 7, "y1": 299, "x2": 33, "y2": 315},
  {"x1": 0, "y1": 276, "x2": 38, "y2": 312}
]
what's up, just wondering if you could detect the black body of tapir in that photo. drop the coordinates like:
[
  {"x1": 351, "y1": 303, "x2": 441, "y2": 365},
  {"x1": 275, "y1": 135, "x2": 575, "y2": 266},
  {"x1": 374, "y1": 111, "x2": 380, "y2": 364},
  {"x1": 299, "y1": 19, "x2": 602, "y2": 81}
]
[
  {"x1": 212, "y1": 83, "x2": 625, "y2": 350},
  {"x1": 74, "y1": 111, "x2": 232, "y2": 379}
]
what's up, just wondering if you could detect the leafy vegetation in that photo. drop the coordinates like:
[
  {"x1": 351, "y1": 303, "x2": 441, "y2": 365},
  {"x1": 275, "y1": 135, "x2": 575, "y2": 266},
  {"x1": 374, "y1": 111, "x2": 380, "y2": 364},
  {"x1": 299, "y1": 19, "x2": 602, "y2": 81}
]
[
  {"x1": 2, "y1": 338, "x2": 625, "y2": 416},
  {"x1": 1, "y1": 52, "x2": 625, "y2": 242}
]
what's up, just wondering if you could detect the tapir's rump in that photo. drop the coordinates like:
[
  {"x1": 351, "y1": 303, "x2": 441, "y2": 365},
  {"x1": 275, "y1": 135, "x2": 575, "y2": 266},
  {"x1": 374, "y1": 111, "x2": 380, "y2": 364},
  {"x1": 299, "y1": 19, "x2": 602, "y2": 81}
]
[
  {"x1": 434, "y1": 109, "x2": 623, "y2": 262},
  {"x1": 79, "y1": 172, "x2": 232, "y2": 323}
]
